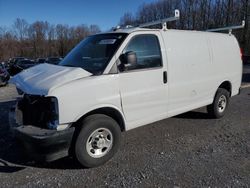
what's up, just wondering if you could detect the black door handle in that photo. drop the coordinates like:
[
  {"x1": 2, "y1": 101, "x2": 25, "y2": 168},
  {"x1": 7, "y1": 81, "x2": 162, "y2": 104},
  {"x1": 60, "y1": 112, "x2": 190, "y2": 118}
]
[{"x1": 163, "y1": 71, "x2": 167, "y2": 84}]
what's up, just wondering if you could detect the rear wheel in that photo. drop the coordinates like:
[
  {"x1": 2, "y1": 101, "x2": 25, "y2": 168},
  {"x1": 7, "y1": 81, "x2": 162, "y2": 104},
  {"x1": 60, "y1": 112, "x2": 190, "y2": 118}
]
[
  {"x1": 75, "y1": 114, "x2": 121, "y2": 168},
  {"x1": 207, "y1": 88, "x2": 230, "y2": 118}
]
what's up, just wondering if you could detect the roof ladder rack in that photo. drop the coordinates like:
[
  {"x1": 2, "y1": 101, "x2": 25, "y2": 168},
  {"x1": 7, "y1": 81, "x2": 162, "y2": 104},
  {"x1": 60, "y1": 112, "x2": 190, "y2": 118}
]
[
  {"x1": 206, "y1": 21, "x2": 245, "y2": 35},
  {"x1": 138, "y1": 9, "x2": 180, "y2": 30}
]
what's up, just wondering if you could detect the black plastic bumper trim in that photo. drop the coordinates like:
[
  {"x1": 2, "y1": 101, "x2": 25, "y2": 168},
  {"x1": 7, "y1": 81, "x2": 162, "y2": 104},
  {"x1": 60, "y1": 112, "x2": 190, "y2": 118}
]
[{"x1": 14, "y1": 125, "x2": 75, "y2": 162}]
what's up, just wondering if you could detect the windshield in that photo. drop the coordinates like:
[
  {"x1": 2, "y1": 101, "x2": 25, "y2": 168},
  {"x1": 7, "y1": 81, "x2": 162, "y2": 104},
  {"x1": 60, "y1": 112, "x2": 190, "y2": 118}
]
[{"x1": 59, "y1": 33, "x2": 128, "y2": 74}]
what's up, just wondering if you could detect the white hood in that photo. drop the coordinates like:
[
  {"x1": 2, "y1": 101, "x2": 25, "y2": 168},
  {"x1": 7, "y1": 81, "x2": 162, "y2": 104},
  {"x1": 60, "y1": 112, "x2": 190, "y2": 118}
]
[{"x1": 10, "y1": 63, "x2": 92, "y2": 95}]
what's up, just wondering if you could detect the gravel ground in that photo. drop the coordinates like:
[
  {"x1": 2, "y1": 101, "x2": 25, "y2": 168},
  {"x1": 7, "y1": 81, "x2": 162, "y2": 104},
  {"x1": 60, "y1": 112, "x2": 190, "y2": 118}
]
[{"x1": 0, "y1": 67, "x2": 249, "y2": 188}]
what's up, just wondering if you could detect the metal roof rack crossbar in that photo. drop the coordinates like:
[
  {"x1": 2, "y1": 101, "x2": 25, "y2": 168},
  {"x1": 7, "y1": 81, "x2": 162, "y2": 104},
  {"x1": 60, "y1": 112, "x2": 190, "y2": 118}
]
[
  {"x1": 206, "y1": 21, "x2": 245, "y2": 35},
  {"x1": 113, "y1": 9, "x2": 180, "y2": 31},
  {"x1": 138, "y1": 9, "x2": 180, "y2": 30}
]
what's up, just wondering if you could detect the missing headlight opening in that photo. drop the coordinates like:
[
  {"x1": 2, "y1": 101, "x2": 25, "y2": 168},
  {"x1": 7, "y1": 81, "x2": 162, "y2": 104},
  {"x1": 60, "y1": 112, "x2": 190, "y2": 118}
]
[{"x1": 17, "y1": 95, "x2": 59, "y2": 129}]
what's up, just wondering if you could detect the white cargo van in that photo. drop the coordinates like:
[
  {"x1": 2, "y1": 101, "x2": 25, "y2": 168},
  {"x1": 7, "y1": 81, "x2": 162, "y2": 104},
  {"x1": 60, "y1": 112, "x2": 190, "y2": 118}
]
[{"x1": 10, "y1": 11, "x2": 243, "y2": 167}]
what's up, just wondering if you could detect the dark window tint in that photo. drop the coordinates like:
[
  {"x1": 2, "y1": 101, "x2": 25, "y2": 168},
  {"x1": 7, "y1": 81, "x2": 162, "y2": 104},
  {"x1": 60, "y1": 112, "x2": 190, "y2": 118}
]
[{"x1": 122, "y1": 34, "x2": 162, "y2": 71}]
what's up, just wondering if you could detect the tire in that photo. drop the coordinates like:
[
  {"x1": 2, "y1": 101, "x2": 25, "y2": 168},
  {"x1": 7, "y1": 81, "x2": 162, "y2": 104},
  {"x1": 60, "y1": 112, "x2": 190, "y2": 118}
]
[
  {"x1": 75, "y1": 114, "x2": 121, "y2": 168},
  {"x1": 207, "y1": 88, "x2": 230, "y2": 118}
]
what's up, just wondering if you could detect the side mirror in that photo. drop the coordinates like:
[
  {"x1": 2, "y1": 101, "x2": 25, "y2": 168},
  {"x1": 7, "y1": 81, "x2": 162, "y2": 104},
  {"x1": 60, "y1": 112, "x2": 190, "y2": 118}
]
[{"x1": 121, "y1": 51, "x2": 137, "y2": 65}]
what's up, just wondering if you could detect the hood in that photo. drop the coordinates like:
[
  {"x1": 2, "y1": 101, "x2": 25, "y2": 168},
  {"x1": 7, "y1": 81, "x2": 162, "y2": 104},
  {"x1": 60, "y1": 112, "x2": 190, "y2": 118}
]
[{"x1": 10, "y1": 63, "x2": 92, "y2": 95}]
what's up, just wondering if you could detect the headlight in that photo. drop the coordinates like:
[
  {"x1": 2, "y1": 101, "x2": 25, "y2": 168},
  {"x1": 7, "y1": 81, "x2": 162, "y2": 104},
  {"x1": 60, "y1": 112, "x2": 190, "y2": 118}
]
[{"x1": 47, "y1": 97, "x2": 59, "y2": 130}]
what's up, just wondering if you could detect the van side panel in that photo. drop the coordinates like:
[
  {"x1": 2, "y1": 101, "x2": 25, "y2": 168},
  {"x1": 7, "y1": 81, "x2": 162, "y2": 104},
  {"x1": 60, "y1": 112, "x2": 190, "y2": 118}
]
[
  {"x1": 162, "y1": 30, "x2": 214, "y2": 116},
  {"x1": 162, "y1": 30, "x2": 241, "y2": 117},
  {"x1": 208, "y1": 34, "x2": 242, "y2": 96}
]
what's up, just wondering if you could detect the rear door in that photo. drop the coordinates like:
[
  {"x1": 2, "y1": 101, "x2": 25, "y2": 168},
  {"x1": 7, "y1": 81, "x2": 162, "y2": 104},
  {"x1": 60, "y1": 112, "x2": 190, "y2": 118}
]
[{"x1": 117, "y1": 32, "x2": 168, "y2": 130}]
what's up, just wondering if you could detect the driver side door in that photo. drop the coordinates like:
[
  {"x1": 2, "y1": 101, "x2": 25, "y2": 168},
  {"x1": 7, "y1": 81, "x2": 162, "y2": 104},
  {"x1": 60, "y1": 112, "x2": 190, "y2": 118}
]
[{"x1": 118, "y1": 32, "x2": 169, "y2": 130}]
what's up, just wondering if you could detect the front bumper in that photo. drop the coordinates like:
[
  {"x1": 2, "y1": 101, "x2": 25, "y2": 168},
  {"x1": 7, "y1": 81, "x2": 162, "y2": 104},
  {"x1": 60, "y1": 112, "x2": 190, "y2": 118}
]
[
  {"x1": 14, "y1": 125, "x2": 75, "y2": 162},
  {"x1": 9, "y1": 107, "x2": 75, "y2": 162}
]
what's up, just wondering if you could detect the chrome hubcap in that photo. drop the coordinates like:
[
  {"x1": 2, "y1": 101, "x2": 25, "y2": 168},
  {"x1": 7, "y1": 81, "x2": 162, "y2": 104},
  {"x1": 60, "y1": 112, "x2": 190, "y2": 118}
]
[
  {"x1": 86, "y1": 128, "x2": 113, "y2": 158},
  {"x1": 218, "y1": 95, "x2": 227, "y2": 113}
]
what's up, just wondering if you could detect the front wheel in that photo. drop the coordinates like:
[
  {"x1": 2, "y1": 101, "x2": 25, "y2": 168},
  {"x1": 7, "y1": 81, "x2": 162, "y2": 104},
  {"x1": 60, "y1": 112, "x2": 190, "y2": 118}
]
[
  {"x1": 75, "y1": 114, "x2": 121, "y2": 168},
  {"x1": 207, "y1": 88, "x2": 230, "y2": 118}
]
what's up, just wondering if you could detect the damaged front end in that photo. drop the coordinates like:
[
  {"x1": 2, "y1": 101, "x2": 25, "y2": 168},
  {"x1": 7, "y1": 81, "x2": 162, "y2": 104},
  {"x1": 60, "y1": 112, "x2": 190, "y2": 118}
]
[
  {"x1": 17, "y1": 94, "x2": 59, "y2": 130},
  {"x1": 7, "y1": 63, "x2": 94, "y2": 162},
  {"x1": 10, "y1": 93, "x2": 75, "y2": 162}
]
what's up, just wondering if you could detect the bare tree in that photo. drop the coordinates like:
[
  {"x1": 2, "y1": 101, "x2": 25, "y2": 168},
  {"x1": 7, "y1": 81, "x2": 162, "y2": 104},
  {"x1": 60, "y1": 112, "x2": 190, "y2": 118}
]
[
  {"x1": 118, "y1": 0, "x2": 248, "y2": 54},
  {"x1": 1, "y1": 0, "x2": 249, "y2": 61},
  {"x1": 56, "y1": 24, "x2": 70, "y2": 56},
  {"x1": 120, "y1": 12, "x2": 135, "y2": 26},
  {"x1": 13, "y1": 18, "x2": 28, "y2": 40},
  {"x1": 90, "y1": 25, "x2": 101, "y2": 34}
]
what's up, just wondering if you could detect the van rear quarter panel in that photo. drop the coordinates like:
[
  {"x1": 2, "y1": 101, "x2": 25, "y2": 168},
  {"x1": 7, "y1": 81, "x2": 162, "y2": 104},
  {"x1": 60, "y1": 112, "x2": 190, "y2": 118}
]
[{"x1": 208, "y1": 33, "x2": 242, "y2": 96}]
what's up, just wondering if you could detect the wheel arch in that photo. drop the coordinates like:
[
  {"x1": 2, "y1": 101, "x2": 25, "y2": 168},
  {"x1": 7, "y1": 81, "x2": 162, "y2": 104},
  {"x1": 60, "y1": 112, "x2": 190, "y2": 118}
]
[
  {"x1": 72, "y1": 106, "x2": 126, "y2": 132},
  {"x1": 218, "y1": 80, "x2": 232, "y2": 97},
  {"x1": 211, "y1": 80, "x2": 232, "y2": 102}
]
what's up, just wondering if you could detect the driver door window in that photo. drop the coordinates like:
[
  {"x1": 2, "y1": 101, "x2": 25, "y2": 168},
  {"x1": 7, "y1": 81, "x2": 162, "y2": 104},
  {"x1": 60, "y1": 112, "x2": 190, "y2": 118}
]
[{"x1": 119, "y1": 34, "x2": 162, "y2": 72}]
